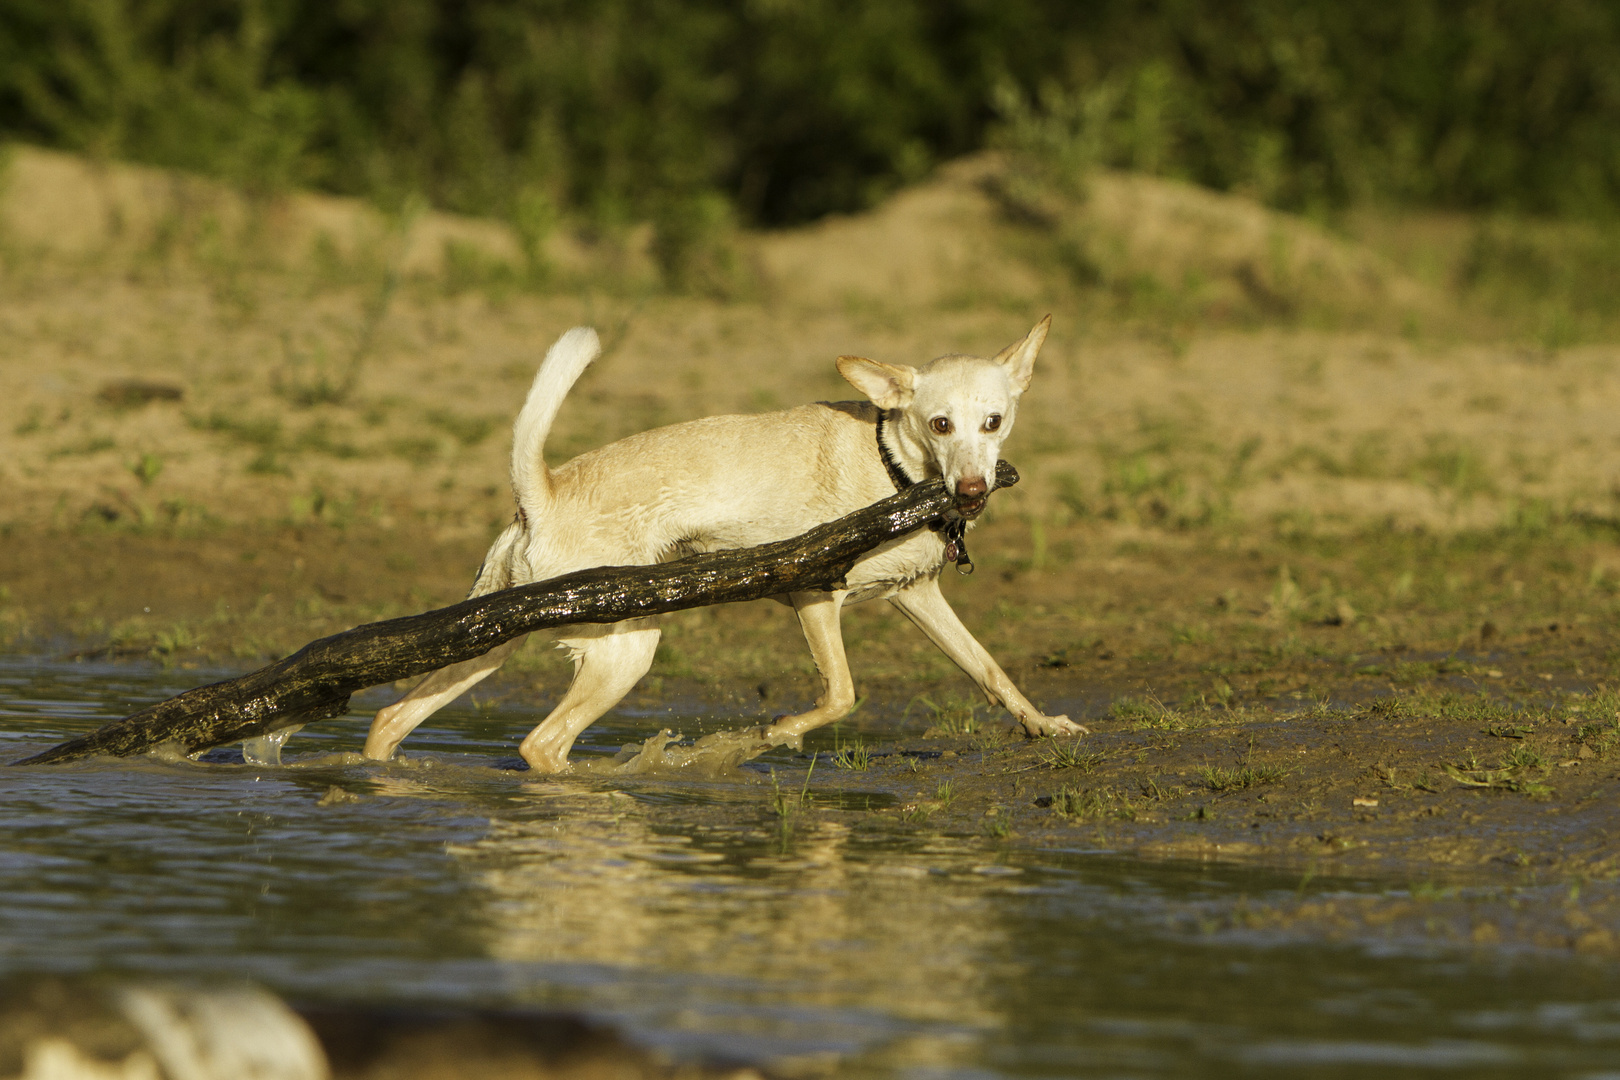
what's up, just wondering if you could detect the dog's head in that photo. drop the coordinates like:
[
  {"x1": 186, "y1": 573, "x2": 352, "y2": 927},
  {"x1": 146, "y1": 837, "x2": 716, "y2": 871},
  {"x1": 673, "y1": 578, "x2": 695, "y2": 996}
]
[{"x1": 837, "y1": 316, "x2": 1049, "y2": 518}]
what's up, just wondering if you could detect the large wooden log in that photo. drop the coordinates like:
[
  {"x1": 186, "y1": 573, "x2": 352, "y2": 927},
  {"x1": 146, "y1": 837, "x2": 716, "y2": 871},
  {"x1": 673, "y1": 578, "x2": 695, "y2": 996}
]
[{"x1": 12, "y1": 463, "x2": 1019, "y2": 766}]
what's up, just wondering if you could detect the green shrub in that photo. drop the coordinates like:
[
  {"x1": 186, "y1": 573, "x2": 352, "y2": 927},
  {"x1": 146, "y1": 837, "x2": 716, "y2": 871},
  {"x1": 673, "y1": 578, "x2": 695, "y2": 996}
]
[{"x1": 4, "y1": 0, "x2": 1618, "y2": 228}]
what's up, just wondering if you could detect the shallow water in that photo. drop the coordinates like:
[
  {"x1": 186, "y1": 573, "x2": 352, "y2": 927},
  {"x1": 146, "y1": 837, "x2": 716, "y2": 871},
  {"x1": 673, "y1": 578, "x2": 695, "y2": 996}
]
[{"x1": 4, "y1": 657, "x2": 1620, "y2": 1077}]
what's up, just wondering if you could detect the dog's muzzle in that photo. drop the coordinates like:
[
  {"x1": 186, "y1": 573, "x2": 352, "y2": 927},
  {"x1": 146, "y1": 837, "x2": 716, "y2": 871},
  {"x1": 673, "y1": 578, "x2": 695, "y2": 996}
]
[
  {"x1": 946, "y1": 476, "x2": 984, "y2": 518},
  {"x1": 953, "y1": 494, "x2": 988, "y2": 518},
  {"x1": 953, "y1": 477, "x2": 989, "y2": 518}
]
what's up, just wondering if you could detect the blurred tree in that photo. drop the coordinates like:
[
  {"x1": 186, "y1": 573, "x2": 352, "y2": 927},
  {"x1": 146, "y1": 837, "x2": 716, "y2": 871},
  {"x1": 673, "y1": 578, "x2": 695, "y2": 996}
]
[{"x1": 1, "y1": 0, "x2": 1617, "y2": 226}]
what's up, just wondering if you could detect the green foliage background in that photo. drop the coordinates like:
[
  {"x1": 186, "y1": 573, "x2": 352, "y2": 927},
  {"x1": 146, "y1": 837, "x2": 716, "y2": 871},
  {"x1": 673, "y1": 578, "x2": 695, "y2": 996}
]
[{"x1": 2, "y1": 0, "x2": 1618, "y2": 227}]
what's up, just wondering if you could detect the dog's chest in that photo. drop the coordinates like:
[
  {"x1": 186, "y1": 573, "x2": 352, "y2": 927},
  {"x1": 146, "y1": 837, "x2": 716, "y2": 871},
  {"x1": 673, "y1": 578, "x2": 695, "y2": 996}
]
[{"x1": 840, "y1": 528, "x2": 952, "y2": 602}]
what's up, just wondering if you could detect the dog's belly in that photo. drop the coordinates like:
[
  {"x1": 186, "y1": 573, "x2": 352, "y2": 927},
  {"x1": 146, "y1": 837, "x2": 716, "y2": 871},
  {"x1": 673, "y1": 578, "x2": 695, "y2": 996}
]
[{"x1": 841, "y1": 529, "x2": 951, "y2": 602}]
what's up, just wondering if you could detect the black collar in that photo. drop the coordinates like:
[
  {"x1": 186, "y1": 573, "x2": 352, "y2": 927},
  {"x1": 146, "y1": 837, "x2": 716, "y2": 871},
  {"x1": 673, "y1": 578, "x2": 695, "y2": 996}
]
[
  {"x1": 875, "y1": 412, "x2": 974, "y2": 574},
  {"x1": 875, "y1": 411, "x2": 915, "y2": 491}
]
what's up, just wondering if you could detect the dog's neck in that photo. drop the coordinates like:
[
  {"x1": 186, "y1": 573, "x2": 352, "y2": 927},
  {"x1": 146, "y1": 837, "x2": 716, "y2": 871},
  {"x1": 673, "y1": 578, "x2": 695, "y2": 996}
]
[
  {"x1": 876, "y1": 409, "x2": 976, "y2": 573},
  {"x1": 875, "y1": 411, "x2": 928, "y2": 490}
]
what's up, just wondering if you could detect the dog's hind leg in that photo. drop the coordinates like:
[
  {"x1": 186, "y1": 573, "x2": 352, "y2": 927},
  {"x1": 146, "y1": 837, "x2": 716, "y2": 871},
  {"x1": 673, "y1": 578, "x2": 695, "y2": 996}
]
[
  {"x1": 519, "y1": 621, "x2": 661, "y2": 772},
  {"x1": 889, "y1": 576, "x2": 1088, "y2": 738},
  {"x1": 762, "y1": 590, "x2": 856, "y2": 750},
  {"x1": 363, "y1": 636, "x2": 527, "y2": 761}
]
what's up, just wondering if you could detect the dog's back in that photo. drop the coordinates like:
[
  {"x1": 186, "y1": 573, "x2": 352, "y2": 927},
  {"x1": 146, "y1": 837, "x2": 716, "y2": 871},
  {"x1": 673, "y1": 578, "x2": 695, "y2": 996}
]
[{"x1": 536, "y1": 401, "x2": 895, "y2": 567}]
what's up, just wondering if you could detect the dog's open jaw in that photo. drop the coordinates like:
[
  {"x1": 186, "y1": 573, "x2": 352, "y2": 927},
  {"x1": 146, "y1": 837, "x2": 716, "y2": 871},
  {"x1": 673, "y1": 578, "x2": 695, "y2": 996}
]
[{"x1": 838, "y1": 316, "x2": 1049, "y2": 517}]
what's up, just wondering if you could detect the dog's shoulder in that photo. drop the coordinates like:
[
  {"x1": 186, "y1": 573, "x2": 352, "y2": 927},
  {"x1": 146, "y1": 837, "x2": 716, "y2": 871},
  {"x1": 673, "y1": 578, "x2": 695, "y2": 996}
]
[{"x1": 812, "y1": 400, "x2": 880, "y2": 425}]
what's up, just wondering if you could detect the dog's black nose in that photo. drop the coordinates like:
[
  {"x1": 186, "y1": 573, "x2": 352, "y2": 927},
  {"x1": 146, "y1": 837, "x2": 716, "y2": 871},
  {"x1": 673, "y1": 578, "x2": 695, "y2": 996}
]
[{"x1": 956, "y1": 477, "x2": 988, "y2": 498}]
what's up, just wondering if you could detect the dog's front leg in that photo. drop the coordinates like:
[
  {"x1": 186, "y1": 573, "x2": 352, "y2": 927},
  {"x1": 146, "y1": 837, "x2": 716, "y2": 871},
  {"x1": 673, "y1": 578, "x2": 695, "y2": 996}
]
[
  {"x1": 889, "y1": 577, "x2": 1088, "y2": 738},
  {"x1": 763, "y1": 590, "x2": 857, "y2": 750}
]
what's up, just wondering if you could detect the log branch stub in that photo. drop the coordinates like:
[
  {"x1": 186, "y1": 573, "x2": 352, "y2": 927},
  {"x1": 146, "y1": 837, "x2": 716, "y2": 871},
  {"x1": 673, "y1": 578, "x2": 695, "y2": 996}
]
[{"x1": 13, "y1": 462, "x2": 1019, "y2": 766}]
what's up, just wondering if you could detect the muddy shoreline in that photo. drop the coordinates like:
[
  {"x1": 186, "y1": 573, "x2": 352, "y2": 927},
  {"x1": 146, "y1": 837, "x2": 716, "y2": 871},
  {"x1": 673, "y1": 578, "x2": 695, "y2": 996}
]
[
  {"x1": 6, "y1": 520, "x2": 1619, "y2": 831},
  {"x1": 6, "y1": 511, "x2": 1620, "y2": 970}
]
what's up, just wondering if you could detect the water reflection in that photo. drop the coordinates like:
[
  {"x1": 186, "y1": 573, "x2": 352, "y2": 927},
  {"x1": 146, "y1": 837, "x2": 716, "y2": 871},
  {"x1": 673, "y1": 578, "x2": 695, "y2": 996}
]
[{"x1": 460, "y1": 795, "x2": 1010, "y2": 1063}]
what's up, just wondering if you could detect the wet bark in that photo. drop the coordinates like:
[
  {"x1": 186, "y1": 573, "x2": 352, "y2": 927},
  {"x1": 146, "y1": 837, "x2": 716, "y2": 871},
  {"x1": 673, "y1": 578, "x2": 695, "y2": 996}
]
[{"x1": 12, "y1": 463, "x2": 1018, "y2": 766}]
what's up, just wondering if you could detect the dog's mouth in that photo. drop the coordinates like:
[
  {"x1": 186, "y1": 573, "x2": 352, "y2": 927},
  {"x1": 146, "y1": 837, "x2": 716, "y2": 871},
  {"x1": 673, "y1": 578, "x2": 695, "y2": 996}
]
[{"x1": 953, "y1": 494, "x2": 988, "y2": 518}]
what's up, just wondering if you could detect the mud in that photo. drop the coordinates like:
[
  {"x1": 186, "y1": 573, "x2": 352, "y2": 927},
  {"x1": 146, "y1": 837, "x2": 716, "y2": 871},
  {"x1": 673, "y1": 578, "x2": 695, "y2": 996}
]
[{"x1": 804, "y1": 701, "x2": 1620, "y2": 882}]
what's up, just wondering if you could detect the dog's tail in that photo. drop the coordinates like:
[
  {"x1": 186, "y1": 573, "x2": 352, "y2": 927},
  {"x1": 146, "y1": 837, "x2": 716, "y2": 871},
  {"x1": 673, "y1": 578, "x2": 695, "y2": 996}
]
[{"x1": 511, "y1": 326, "x2": 601, "y2": 522}]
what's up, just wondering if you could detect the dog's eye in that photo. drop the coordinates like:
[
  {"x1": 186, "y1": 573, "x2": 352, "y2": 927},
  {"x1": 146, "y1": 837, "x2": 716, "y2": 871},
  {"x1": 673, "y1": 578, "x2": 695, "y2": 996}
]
[
  {"x1": 929, "y1": 416, "x2": 952, "y2": 435},
  {"x1": 984, "y1": 414, "x2": 1002, "y2": 433}
]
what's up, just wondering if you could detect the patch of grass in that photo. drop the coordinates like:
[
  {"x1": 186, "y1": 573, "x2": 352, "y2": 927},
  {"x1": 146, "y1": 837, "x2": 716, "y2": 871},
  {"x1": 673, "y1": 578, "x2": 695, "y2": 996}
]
[
  {"x1": 287, "y1": 487, "x2": 358, "y2": 527},
  {"x1": 1452, "y1": 217, "x2": 1620, "y2": 343},
  {"x1": 46, "y1": 435, "x2": 117, "y2": 460},
  {"x1": 1571, "y1": 690, "x2": 1620, "y2": 758},
  {"x1": 1046, "y1": 784, "x2": 1135, "y2": 821},
  {"x1": 1501, "y1": 743, "x2": 1548, "y2": 770},
  {"x1": 1413, "y1": 435, "x2": 1494, "y2": 498},
  {"x1": 1444, "y1": 742, "x2": 1554, "y2": 797},
  {"x1": 935, "y1": 779, "x2": 957, "y2": 807},
  {"x1": 769, "y1": 757, "x2": 816, "y2": 820},
  {"x1": 1038, "y1": 740, "x2": 1106, "y2": 773},
  {"x1": 1484, "y1": 723, "x2": 1535, "y2": 739},
  {"x1": 1358, "y1": 690, "x2": 1521, "y2": 726},
  {"x1": 915, "y1": 694, "x2": 981, "y2": 736},
  {"x1": 1416, "y1": 690, "x2": 1524, "y2": 725},
  {"x1": 1356, "y1": 658, "x2": 1479, "y2": 685},
  {"x1": 301, "y1": 419, "x2": 365, "y2": 459},
  {"x1": 387, "y1": 436, "x2": 441, "y2": 466},
  {"x1": 1200, "y1": 737, "x2": 1287, "y2": 793},
  {"x1": 970, "y1": 727, "x2": 1018, "y2": 754},
  {"x1": 1575, "y1": 717, "x2": 1620, "y2": 757},
  {"x1": 442, "y1": 241, "x2": 520, "y2": 297},
  {"x1": 1083, "y1": 416, "x2": 1234, "y2": 530},
  {"x1": 192, "y1": 411, "x2": 282, "y2": 449},
  {"x1": 273, "y1": 334, "x2": 361, "y2": 407},
  {"x1": 1112, "y1": 695, "x2": 1202, "y2": 731},
  {"x1": 1169, "y1": 622, "x2": 1212, "y2": 646},
  {"x1": 128, "y1": 452, "x2": 164, "y2": 486},
  {"x1": 274, "y1": 254, "x2": 396, "y2": 407},
  {"x1": 831, "y1": 737, "x2": 871, "y2": 771},
  {"x1": 191, "y1": 410, "x2": 293, "y2": 474},
  {"x1": 901, "y1": 803, "x2": 932, "y2": 824},
  {"x1": 425, "y1": 410, "x2": 496, "y2": 447},
  {"x1": 1199, "y1": 762, "x2": 1287, "y2": 793},
  {"x1": 246, "y1": 450, "x2": 290, "y2": 476},
  {"x1": 1139, "y1": 776, "x2": 1185, "y2": 801},
  {"x1": 150, "y1": 623, "x2": 202, "y2": 667}
]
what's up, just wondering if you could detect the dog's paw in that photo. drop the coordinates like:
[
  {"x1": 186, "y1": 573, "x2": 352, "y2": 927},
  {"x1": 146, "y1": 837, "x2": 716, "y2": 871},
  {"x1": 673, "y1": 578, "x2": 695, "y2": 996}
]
[
  {"x1": 761, "y1": 725, "x2": 805, "y2": 752},
  {"x1": 1021, "y1": 714, "x2": 1090, "y2": 738}
]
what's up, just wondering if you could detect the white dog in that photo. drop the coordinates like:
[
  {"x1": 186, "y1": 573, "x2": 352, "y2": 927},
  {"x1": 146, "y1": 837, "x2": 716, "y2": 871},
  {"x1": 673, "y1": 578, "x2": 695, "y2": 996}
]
[{"x1": 363, "y1": 317, "x2": 1084, "y2": 771}]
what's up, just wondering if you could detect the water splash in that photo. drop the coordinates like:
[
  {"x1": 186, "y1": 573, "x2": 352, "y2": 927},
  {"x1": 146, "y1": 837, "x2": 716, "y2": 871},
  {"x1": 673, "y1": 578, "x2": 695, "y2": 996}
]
[
  {"x1": 242, "y1": 725, "x2": 305, "y2": 767},
  {"x1": 575, "y1": 727, "x2": 778, "y2": 779}
]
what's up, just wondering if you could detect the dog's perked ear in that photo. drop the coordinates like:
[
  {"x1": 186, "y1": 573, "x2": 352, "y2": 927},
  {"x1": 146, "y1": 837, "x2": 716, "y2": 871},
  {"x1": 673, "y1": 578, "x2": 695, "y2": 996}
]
[
  {"x1": 991, "y1": 314, "x2": 1051, "y2": 394},
  {"x1": 837, "y1": 355, "x2": 918, "y2": 410}
]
